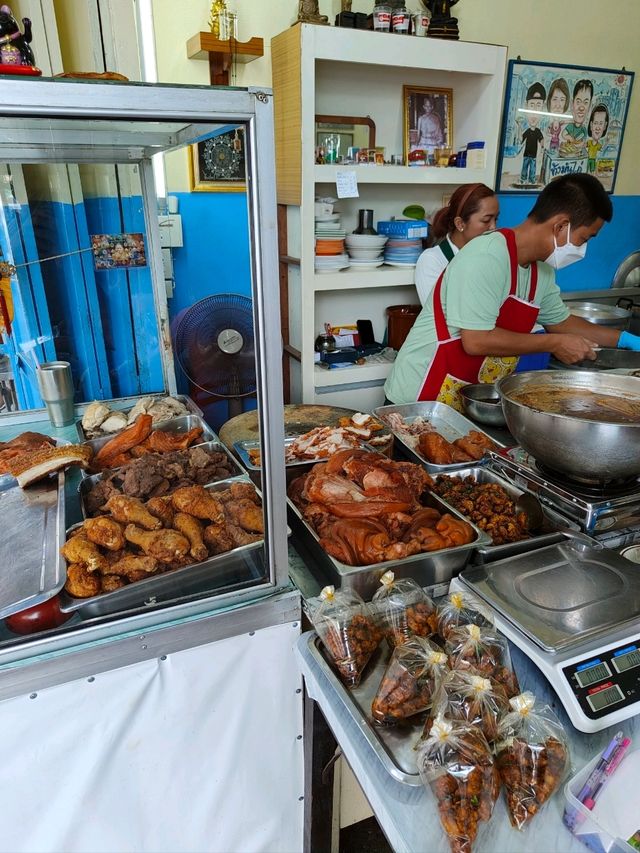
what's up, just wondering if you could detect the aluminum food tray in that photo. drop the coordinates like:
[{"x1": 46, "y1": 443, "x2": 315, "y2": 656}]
[
  {"x1": 78, "y1": 439, "x2": 245, "y2": 518},
  {"x1": 0, "y1": 472, "x2": 65, "y2": 619},
  {"x1": 288, "y1": 492, "x2": 490, "y2": 600},
  {"x1": 82, "y1": 414, "x2": 217, "y2": 459},
  {"x1": 433, "y1": 465, "x2": 577, "y2": 562},
  {"x1": 373, "y1": 401, "x2": 506, "y2": 474},
  {"x1": 59, "y1": 476, "x2": 265, "y2": 618},
  {"x1": 305, "y1": 632, "x2": 423, "y2": 787},
  {"x1": 76, "y1": 394, "x2": 203, "y2": 441}
]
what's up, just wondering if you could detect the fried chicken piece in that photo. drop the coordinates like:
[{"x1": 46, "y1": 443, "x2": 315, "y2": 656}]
[
  {"x1": 61, "y1": 536, "x2": 109, "y2": 573},
  {"x1": 109, "y1": 554, "x2": 159, "y2": 578},
  {"x1": 105, "y1": 495, "x2": 162, "y2": 530},
  {"x1": 101, "y1": 574, "x2": 128, "y2": 592},
  {"x1": 146, "y1": 426, "x2": 203, "y2": 453},
  {"x1": 146, "y1": 496, "x2": 175, "y2": 527},
  {"x1": 226, "y1": 523, "x2": 263, "y2": 548},
  {"x1": 65, "y1": 563, "x2": 102, "y2": 598},
  {"x1": 83, "y1": 516, "x2": 125, "y2": 551},
  {"x1": 224, "y1": 499, "x2": 264, "y2": 534},
  {"x1": 221, "y1": 481, "x2": 259, "y2": 503},
  {"x1": 171, "y1": 485, "x2": 225, "y2": 523},
  {"x1": 124, "y1": 524, "x2": 190, "y2": 563},
  {"x1": 93, "y1": 414, "x2": 153, "y2": 470},
  {"x1": 173, "y1": 512, "x2": 208, "y2": 561},
  {"x1": 203, "y1": 523, "x2": 235, "y2": 555}
]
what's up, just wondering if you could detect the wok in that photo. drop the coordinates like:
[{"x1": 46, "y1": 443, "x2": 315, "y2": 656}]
[{"x1": 497, "y1": 370, "x2": 640, "y2": 482}]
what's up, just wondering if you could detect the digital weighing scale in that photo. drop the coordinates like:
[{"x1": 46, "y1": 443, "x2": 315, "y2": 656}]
[{"x1": 451, "y1": 538, "x2": 640, "y2": 733}]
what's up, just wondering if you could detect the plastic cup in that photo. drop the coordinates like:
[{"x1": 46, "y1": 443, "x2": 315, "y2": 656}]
[
  {"x1": 37, "y1": 361, "x2": 75, "y2": 427},
  {"x1": 373, "y1": 5, "x2": 391, "y2": 31}
]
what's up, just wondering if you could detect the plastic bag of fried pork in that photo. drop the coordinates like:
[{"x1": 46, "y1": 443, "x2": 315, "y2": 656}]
[
  {"x1": 372, "y1": 571, "x2": 438, "y2": 649},
  {"x1": 371, "y1": 636, "x2": 449, "y2": 724},
  {"x1": 416, "y1": 715, "x2": 500, "y2": 853},
  {"x1": 495, "y1": 692, "x2": 570, "y2": 830},
  {"x1": 307, "y1": 585, "x2": 382, "y2": 688}
]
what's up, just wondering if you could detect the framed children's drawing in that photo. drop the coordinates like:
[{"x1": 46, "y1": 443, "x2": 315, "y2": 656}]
[
  {"x1": 188, "y1": 127, "x2": 246, "y2": 192},
  {"x1": 497, "y1": 59, "x2": 634, "y2": 193}
]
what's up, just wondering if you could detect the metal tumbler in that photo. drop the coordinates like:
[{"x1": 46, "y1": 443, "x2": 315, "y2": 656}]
[{"x1": 36, "y1": 361, "x2": 75, "y2": 427}]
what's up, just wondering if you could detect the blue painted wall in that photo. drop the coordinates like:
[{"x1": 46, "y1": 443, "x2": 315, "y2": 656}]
[
  {"x1": 167, "y1": 191, "x2": 257, "y2": 430},
  {"x1": 496, "y1": 194, "x2": 640, "y2": 291}
]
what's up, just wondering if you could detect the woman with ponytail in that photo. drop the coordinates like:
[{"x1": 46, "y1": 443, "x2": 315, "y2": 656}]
[{"x1": 415, "y1": 183, "x2": 499, "y2": 305}]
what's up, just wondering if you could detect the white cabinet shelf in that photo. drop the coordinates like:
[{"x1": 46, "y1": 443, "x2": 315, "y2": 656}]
[
  {"x1": 314, "y1": 361, "x2": 393, "y2": 388},
  {"x1": 313, "y1": 267, "x2": 415, "y2": 291},
  {"x1": 272, "y1": 24, "x2": 507, "y2": 410},
  {"x1": 315, "y1": 165, "x2": 491, "y2": 186}
]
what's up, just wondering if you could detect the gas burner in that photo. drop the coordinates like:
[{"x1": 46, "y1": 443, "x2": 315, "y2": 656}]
[{"x1": 533, "y1": 462, "x2": 640, "y2": 499}]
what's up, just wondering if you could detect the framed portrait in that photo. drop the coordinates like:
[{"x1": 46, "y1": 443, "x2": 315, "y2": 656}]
[
  {"x1": 497, "y1": 59, "x2": 634, "y2": 194},
  {"x1": 188, "y1": 126, "x2": 246, "y2": 192},
  {"x1": 403, "y1": 86, "x2": 453, "y2": 161}
]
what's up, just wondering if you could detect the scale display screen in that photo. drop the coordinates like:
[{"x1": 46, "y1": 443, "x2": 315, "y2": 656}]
[
  {"x1": 575, "y1": 661, "x2": 611, "y2": 688},
  {"x1": 612, "y1": 649, "x2": 640, "y2": 674},
  {"x1": 587, "y1": 684, "x2": 625, "y2": 713}
]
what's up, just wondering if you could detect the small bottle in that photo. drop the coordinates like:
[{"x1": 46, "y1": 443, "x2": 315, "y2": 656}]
[{"x1": 353, "y1": 209, "x2": 377, "y2": 235}]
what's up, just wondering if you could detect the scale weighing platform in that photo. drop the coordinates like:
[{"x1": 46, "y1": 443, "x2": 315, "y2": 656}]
[{"x1": 452, "y1": 538, "x2": 640, "y2": 733}]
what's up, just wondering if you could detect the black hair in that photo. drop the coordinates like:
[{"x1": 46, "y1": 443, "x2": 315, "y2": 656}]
[
  {"x1": 572, "y1": 79, "x2": 594, "y2": 100},
  {"x1": 528, "y1": 173, "x2": 612, "y2": 225}
]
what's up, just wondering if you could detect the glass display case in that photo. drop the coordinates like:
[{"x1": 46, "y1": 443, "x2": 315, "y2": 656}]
[{"x1": 0, "y1": 77, "x2": 288, "y2": 627}]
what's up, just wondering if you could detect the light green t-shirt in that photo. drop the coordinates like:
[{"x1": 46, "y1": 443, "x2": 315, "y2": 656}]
[{"x1": 384, "y1": 231, "x2": 570, "y2": 404}]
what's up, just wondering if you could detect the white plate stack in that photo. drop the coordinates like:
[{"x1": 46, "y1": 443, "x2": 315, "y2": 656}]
[
  {"x1": 315, "y1": 208, "x2": 349, "y2": 273},
  {"x1": 344, "y1": 234, "x2": 388, "y2": 270}
]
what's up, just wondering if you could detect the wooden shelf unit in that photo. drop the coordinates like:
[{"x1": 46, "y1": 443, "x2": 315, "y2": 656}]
[
  {"x1": 272, "y1": 23, "x2": 508, "y2": 410},
  {"x1": 186, "y1": 33, "x2": 264, "y2": 85}
]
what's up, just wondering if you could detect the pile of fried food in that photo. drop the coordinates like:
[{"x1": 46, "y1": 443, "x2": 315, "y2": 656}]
[
  {"x1": 85, "y1": 445, "x2": 236, "y2": 514},
  {"x1": 309, "y1": 586, "x2": 569, "y2": 853},
  {"x1": 381, "y1": 412, "x2": 497, "y2": 465},
  {"x1": 91, "y1": 414, "x2": 204, "y2": 472},
  {"x1": 247, "y1": 412, "x2": 391, "y2": 467},
  {"x1": 62, "y1": 482, "x2": 263, "y2": 599},
  {"x1": 288, "y1": 448, "x2": 475, "y2": 566},
  {"x1": 81, "y1": 395, "x2": 191, "y2": 438},
  {"x1": 433, "y1": 475, "x2": 530, "y2": 545},
  {"x1": 0, "y1": 431, "x2": 92, "y2": 487}
]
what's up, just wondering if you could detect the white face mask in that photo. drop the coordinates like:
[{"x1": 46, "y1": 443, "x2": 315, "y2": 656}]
[{"x1": 545, "y1": 224, "x2": 588, "y2": 270}]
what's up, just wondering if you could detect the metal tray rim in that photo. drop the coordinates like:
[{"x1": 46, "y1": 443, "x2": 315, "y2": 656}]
[
  {"x1": 305, "y1": 631, "x2": 423, "y2": 786},
  {"x1": 373, "y1": 401, "x2": 506, "y2": 474}
]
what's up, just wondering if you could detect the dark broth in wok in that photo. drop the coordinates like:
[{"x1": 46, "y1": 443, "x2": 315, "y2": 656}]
[{"x1": 511, "y1": 386, "x2": 640, "y2": 424}]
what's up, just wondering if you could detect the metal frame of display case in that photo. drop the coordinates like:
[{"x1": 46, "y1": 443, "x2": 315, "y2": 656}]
[{"x1": 0, "y1": 77, "x2": 289, "y2": 610}]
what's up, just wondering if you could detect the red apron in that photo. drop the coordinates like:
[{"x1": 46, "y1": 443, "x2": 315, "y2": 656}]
[{"x1": 417, "y1": 228, "x2": 540, "y2": 407}]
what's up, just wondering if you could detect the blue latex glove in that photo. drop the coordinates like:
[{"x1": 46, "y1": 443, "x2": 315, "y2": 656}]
[{"x1": 618, "y1": 331, "x2": 640, "y2": 351}]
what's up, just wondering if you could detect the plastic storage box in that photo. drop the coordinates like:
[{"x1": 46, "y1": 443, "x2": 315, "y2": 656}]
[
  {"x1": 563, "y1": 744, "x2": 640, "y2": 853},
  {"x1": 377, "y1": 219, "x2": 428, "y2": 239}
]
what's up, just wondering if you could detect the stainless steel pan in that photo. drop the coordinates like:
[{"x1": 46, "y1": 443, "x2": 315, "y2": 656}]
[{"x1": 497, "y1": 370, "x2": 640, "y2": 482}]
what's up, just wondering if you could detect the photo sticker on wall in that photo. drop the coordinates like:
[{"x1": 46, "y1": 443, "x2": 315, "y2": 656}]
[{"x1": 91, "y1": 233, "x2": 147, "y2": 270}]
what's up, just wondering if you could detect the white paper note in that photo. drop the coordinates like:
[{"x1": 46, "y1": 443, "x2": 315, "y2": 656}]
[{"x1": 335, "y1": 170, "x2": 359, "y2": 199}]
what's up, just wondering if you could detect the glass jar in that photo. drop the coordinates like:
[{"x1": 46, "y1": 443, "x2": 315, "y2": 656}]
[
  {"x1": 373, "y1": 4, "x2": 392, "y2": 32},
  {"x1": 391, "y1": 7, "x2": 410, "y2": 33}
]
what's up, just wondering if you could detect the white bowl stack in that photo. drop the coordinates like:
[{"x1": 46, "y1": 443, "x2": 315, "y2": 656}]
[
  {"x1": 315, "y1": 206, "x2": 349, "y2": 273},
  {"x1": 344, "y1": 234, "x2": 388, "y2": 270}
]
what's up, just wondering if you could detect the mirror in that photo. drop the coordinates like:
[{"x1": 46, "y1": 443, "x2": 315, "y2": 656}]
[{"x1": 315, "y1": 115, "x2": 376, "y2": 162}]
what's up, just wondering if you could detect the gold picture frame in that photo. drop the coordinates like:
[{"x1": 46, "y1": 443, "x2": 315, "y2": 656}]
[
  {"x1": 403, "y1": 85, "x2": 453, "y2": 162},
  {"x1": 188, "y1": 127, "x2": 246, "y2": 193}
]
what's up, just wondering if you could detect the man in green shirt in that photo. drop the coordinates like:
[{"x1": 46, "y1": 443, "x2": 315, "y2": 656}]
[{"x1": 384, "y1": 173, "x2": 640, "y2": 408}]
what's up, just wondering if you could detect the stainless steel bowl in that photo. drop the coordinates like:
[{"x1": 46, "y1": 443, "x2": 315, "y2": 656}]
[
  {"x1": 568, "y1": 300, "x2": 631, "y2": 330},
  {"x1": 497, "y1": 370, "x2": 640, "y2": 482},
  {"x1": 459, "y1": 384, "x2": 506, "y2": 427}
]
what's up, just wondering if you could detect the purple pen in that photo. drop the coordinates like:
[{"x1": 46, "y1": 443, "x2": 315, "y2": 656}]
[
  {"x1": 577, "y1": 731, "x2": 624, "y2": 804},
  {"x1": 583, "y1": 737, "x2": 632, "y2": 811}
]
